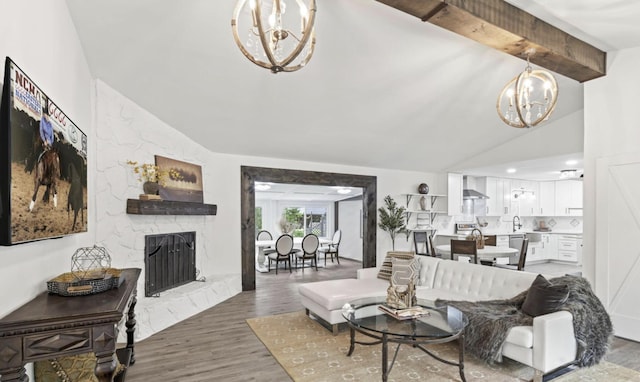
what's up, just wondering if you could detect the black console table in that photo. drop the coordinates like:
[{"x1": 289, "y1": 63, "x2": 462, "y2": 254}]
[{"x1": 0, "y1": 268, "x2": 141, "y2": 382}]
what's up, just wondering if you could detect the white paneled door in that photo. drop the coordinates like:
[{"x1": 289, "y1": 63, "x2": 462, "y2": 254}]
[
  {"x1": 338, "y1": 200, "x2": 363, "y2": 261},
  {"x1": 596, "y1": 152, "x2": 640, "y2": 341}
]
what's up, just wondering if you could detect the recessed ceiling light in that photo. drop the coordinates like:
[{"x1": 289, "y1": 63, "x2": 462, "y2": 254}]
[
  {"x1": 255, "y1": 182, "x2": 272, "y2": 191},
  {"x1": 337, "y1": 188, "x2": 352, "y2": 195},
  {"x1": 565, "y1": 160, "x2": 578, "y2": 166},
  {"x1": 506, "y1": 168, "x2": 516, "y2": 174}
]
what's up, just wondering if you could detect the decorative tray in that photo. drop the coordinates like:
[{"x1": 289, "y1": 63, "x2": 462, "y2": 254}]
[{"x1": 47, "y1": 268, "x2": 124, "y2": 296}]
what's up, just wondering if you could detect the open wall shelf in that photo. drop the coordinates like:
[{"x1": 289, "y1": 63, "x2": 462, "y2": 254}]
[{"x1": 126, "y1": 199, "x2": 217, "y2": 215}]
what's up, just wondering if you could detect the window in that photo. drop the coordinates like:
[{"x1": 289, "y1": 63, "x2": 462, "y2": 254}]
[
  {"x1": 255, "y1": 206, "x2": 263, "y2": 234},
  {"x1": 280, "y1": 205, "x2": 327, "y2": 237}
]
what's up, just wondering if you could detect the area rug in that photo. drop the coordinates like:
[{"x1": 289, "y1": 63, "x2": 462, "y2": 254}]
[{"x1": 246, "y1": 311, "x2": 640, "y2": 382}]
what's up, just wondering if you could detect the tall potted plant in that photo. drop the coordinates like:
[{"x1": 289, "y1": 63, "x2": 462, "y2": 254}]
[{"x1": 378, "y1": 195, "x2": 407, "y2": 250}]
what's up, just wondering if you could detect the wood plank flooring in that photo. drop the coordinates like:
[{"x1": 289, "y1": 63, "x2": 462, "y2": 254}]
[{"x1": 125, "y1": 258, "x2": 640, "y2": 381}]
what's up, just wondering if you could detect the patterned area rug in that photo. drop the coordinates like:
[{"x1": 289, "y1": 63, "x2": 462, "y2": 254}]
[{"x1": 246, "y1": 311, "x2": 640, "y2": 382}]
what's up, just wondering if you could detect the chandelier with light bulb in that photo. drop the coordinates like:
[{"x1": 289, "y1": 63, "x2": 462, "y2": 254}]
[
  {"x1": 231, "y1": 0, "x2": 316, "y2": 73},
  {"x1": 497, "y1": 53, "x2": 559, "y2": 128}
]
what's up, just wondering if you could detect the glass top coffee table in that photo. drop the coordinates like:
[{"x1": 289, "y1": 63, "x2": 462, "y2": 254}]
[{"x1": 342, "y1": 297, "x2": 469, "y2": 382}]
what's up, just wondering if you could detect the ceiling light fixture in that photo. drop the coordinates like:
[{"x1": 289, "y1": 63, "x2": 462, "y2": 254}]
[
  {"x1": 559, "y1": 169, "x2": 578, "y2": 179},
  {"x1": 506, "y1": 168, "x2": 517, "y2": 174},
  {"x1": 497, "y1": 52, "x2": 559, "y2": 128},
  {"x1": 336, "y1": 188, "x2": 351, "y2": 195},
  {"x1": 255, "y1": 182, "x2": 272, "y2": 191},
  {"x1": 231, "y1": 0, "x2": 316, "y2": 73}
]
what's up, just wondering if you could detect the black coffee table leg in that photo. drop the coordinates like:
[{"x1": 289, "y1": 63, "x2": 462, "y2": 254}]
[
  {"x1": 458, "y1": 334, "x2": 466, "y2": 382},
  {"x1": 382, "y1": 333, "x2": 388, "y2": 382},
  {"x1": 347, "y1": 326, "x2": 356, "y2": 356}
]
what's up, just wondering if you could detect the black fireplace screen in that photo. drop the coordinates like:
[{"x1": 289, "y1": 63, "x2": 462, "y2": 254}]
[{"x1": 145, "y1": 231, "x2": 196, "y2": 297}]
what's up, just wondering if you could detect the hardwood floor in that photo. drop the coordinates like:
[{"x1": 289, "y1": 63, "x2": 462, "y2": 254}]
[{"x1": 125, "y1": 258, "x2": 640, "y2": 381}]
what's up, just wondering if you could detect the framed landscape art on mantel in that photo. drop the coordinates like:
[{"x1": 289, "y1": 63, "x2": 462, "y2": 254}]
[
  {"x1": 0, "y1": 57, "x2": 88, "y2": 245},
  {"x1": 155, "y1": 155, "x2": 203, "y2": 203}
]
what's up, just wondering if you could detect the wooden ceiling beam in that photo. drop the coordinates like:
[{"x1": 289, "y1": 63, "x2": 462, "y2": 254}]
[{"x1": 376, "y1": 0, "x2": 606, "y2": 82}]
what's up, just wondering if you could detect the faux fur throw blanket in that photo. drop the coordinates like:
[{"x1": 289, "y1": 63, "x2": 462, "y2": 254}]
[{"x1": 436, "y1": 275, "x2": 613, "y2": 367}]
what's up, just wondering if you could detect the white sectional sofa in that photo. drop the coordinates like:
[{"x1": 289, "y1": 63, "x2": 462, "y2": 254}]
[{"x1": 298, "y1": 255, "x2": 577, "y2": 381}]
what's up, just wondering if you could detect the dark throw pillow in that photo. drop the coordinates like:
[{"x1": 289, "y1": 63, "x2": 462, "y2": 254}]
[{"x1": 522, "y1": 274, "x2": 570, "y2": 317}]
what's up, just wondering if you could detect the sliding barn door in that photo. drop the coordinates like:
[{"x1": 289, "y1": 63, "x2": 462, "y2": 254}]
[{"x1": 596, "y1": 152, "x2": 640, "y2": 341}]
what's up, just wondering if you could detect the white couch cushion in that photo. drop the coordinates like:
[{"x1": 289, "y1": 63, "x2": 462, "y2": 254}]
[
  {"x1": 431, "y1": 260, "x2": 537, "y2": 301},
  {"x1": 505, "y1": 326, "x2": 534, "y2": 348},
  {"x1": 417, "y1": 256, "x2": 441, "y2": 287},
  {"x1": 298, "y1": 278, "x2": 387, "y2": 311}
]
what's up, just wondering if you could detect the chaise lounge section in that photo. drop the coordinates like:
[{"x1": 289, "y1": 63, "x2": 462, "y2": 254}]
[{"x1": 298, "y1": 255, "x2": 578, "y2": 381}]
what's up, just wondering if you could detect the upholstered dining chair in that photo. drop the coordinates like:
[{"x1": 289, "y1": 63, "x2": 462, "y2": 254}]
[
  {"x1": 413, "y1": 231, "x2": 428, "y2": 256},
  {"x1": 295, "y1": 233, "x2": 320, "y2": 272},
  {"x1": 267, "y1": 234, "x2": 294, "y2": 274},
  {"x1": 318, "y1": 230, "x2": 342, "y2": 266},
  {"x1": 257, "y1": 230, "x2": 276, "y2": 254},
  {"x1": 495, "y1": 237, "x2": 529, "y2": 271},
  {"x1": 450, "y1": 239, "x2": 478, "y2": 264}
]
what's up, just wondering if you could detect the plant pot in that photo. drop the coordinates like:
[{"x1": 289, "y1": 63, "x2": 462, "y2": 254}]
[{"x1": 143, "y1": 181, "x2": 159, "y2": 195}]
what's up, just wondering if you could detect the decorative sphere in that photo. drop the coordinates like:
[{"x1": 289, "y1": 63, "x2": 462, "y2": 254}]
[{"x1": 418, "y1": 183, "x2": 429, "y2": 194}]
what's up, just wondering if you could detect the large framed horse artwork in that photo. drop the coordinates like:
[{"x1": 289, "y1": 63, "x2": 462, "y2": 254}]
[{"x1": 0, "y1": 57, "x2": 88, "y2": 245}]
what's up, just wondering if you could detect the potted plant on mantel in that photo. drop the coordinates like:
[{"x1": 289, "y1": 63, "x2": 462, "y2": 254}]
[
  {"x1": 127, "y1": 160, "x2": 182, "y2": 200},
  {"x1": 378, "y1": 195, "x2": 407, "y2": 250}
]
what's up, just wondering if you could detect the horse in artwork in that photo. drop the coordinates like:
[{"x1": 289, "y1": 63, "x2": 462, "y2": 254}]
[{"x1": 29, "y1": 149, "x2": 60, "y2": 212}]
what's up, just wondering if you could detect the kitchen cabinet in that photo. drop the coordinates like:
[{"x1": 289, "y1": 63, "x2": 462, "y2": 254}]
[
  {"x1": 477, "y1": 177, "x2": 511, "y2": 217},
  {"x1": 557, "y1": 234, "x2": 580, "y2": 262},
  {"x1": 526, "y1": 241, "x2": 544, "y2": 263},
  {"x1": 496, "y1": 235, "x2": 510, "y2": 248},
  {"x1": 511, "y1": 180, "x2": 538, "y2": 217},
  {"x1": 537, "y1": 181, "x2": 555, "y2": 216},
  {"x1": 540, "y1": 233, "x2": 557, "y2": 260},
  {"x1": 448, "y1": 173, "x2": 463, "y2": 216},
  {"x1": 555, "y1": 180, "x2": 583, "y2": 216}
]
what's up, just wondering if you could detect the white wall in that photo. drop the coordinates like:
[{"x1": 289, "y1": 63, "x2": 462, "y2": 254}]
[
  {"x1": 584, "y1": 46, "x2": 640, "y2": 340},
  {"x1": 0, "y1": 0, "x2": 94, "y2": 317}
]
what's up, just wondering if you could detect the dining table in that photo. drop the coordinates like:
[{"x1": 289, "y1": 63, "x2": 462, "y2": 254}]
[
  {"x1": 255, "y1": 236, "x2": 332, "y2": 273},
  {"x1": 435, "y1": 244, "x2": 519, "y2": 264}
]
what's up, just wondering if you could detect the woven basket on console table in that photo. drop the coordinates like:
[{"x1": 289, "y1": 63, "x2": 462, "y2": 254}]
[{"x1": 47, "y1": 268, "x2": 123, "y2": 297}]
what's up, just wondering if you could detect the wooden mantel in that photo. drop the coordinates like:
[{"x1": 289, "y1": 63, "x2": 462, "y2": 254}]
[
  {"x1": 376, "y1": 0, "x2": 607, "y2": 82},
  {"x1": 126, "y1": 199, "x2": 217, "y2": 215}
]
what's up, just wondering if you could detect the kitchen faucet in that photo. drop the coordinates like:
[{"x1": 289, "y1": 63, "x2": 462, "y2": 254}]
[{"x1": 513, "y1": 215, "x2": 522, "y2": 232}]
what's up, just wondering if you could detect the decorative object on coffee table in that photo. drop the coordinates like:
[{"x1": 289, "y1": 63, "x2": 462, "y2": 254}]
[{"x1": 418, "y1": 182, "x2": 429, "y2": 194}]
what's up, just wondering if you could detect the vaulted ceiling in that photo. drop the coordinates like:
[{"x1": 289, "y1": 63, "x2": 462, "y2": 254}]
[{"x1": 65, "y1": 0, "x2": 640, "y2": 179}]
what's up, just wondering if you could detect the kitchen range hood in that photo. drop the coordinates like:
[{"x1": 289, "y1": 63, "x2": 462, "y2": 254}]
[{"x1": 463, "y1": 189, "x2": 489, "y2": 199}]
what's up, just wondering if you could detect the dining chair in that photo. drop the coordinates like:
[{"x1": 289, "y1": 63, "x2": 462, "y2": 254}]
[
  {"x1": 295, "y1": 234, "x2": 320, "y2": 272},
  {"x1": 495, "y1": 237, "x2": 529, "y2": 271},
  {"x1": 318, "y1": 230, "x2": 342, "y2": 266},
  {"x1": 267, "y1": 234, "x2": 294, "y2": 274},
  {"x1": 450, "y1": 239, "x2": 478, "y2": 264},
  {"x1": 257, "y1": 230, "x2": 276, "y2": 255},
  {"x1": 413, "y1": 231, "x2": 429, "y2": 256},
  {"x1": 484, "y1": 235, "x2": 497, "y2": 246},
  {"x1": 428, "y1": 233, "x2": 441, "y2": 258}
]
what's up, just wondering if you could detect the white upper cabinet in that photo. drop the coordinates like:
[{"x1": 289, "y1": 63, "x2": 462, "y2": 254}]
[
  {"x1": 477, "y1": 177, "x2": 511, "y2": 217},
  {"x1": 537, "y1": 181, "x2": 556, "y2": 216},
  {"x1": 555, "y1": 180, "x2": 583, "y2": 216},
  {"x1": 447, "y1": 173, "x2": 463, "y2": 216},
  {"x1": 510, "y1": 179, "x2": 538, "y2": 217}
]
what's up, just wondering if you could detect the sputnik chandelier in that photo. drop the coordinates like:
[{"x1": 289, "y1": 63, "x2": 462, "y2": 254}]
[
  {"x1": 497, "y1": 52, "x2": 559, "y2": 128},
  {"x1": 231, "y1": 0, "x2": 316, "y2": 73}
]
